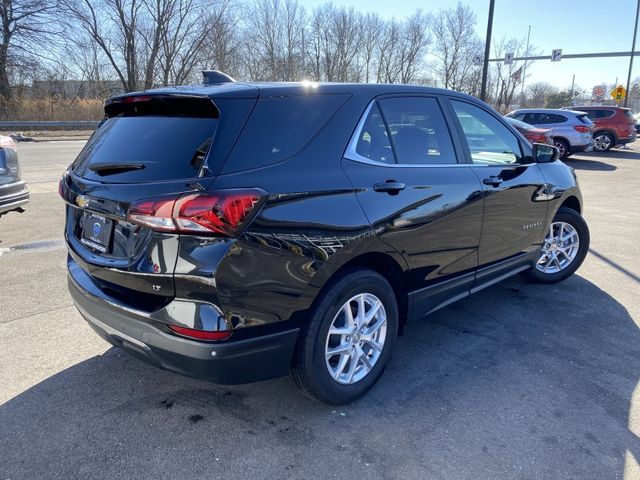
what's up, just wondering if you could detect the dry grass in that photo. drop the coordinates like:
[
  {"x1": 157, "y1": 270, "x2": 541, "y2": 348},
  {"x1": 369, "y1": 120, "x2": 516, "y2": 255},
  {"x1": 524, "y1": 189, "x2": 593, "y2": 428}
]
[{"x1": 2, "y1": 98, "x2": 104, "y2": 121}]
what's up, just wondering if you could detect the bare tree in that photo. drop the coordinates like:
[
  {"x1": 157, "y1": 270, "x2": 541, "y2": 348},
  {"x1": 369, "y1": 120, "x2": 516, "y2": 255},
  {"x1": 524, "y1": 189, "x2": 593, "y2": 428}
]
[
  {"x1": 527, "y1": 81, "x2": 557, "y2": 107},
  {"x1": 492, "y1": 36, "x2": 537, "y2": 111},
  {"x1": 0, "y1": 0, "x2": 59, "y2": 104},
  {"x1": 241, "y1": 0, "x2": 306, "y2": 81},
  {"x1": 431, "y1": 2, "x2": 482, "y2": 93},
  {"x1": 377, "y1": 12, "x2": 430, "y2": 84}
]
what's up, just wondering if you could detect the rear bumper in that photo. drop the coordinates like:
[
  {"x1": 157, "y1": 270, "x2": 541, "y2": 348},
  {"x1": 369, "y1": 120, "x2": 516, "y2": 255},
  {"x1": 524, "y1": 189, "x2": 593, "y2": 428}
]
[
  {"x1": 0, "y1": 180, "x2": 29, "y2": 215},
  {"x1": 68, "y1": 259, "x2": 299, "y2": 385}
]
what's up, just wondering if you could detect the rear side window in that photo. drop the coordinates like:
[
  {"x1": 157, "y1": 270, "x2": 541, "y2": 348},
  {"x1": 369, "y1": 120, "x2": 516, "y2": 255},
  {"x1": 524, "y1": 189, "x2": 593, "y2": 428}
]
[
  {"x1": 73, "y1": 116, "x2": 218, "y2": 183},
  {"x1": 223, "y1": 94, "x2": 349, "y2": 173},
  {"x1": 354, "y1": 103, "x2": 394, "y2": 164},
  {"x1": 377, "y1": 97, "x2": 457, "y2": 164},
  {"x1": 577, "y1": 114, "x2": 593, "y2": 125}
]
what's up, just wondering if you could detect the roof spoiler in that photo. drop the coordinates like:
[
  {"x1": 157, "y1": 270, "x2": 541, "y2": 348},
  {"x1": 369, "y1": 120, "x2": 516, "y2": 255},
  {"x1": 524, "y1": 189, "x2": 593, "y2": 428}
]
[{"x1": 202, "y1": 70, "x2": 236, "y2": 85}]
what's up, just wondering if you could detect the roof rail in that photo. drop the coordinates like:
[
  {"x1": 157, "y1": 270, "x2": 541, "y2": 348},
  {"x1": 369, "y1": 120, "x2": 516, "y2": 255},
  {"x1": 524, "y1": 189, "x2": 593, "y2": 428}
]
[{"x1": 202, "y1": 70, "x2": 236, "y2": 85}]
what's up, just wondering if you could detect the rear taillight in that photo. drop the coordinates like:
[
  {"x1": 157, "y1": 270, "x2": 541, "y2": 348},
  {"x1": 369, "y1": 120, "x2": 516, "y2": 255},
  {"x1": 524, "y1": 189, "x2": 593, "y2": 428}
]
[
  {"x1": 127, "y1": 189, "x2": 264, "y2": 236},
  {"x1": 168, "y1": 324, "x2": 232, "y2": 341},
  {"x1": 529, "y1": 134, "x2": 547, "y2": 143},
  {"x1": 573, "y1": 125, "x2": 591, "y2": 133}
]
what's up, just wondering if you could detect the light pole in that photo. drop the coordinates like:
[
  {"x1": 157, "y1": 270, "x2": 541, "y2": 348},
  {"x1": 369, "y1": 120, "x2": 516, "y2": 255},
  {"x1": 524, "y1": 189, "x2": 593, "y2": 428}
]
[
  {"x1": 625, "y1": 0, "x2": 640, "y2": 107},
  {"x1": 480, "y1": 0, "x2": 495, "y2": 101}
]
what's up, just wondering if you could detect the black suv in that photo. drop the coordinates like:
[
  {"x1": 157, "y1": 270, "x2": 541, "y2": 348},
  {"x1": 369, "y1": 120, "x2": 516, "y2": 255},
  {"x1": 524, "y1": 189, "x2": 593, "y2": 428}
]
[{"x1": 60, "y1": 81, "x2": 589, "y2": 404}]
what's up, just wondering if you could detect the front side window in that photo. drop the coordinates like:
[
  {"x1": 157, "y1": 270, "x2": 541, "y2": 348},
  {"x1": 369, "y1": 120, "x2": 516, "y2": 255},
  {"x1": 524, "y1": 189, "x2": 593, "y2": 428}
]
[
  {"x1": 377, "y1": 97, "x2": 457, "y2": 164},
  {"x1": 452, "y1": 100, "x2": 523, "y2": 165}
]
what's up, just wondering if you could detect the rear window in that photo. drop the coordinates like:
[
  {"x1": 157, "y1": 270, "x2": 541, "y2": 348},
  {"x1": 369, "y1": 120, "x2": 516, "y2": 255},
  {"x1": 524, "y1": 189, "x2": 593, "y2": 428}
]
[
  {"x1": 72, "y1": 116, "x2": 217, "y2": 183},
  {"x1": 223, "y1": 94, "x2": 349, "y2": 173},
  {"x1": 577, "y1": 114, "x2": 593, "y2": 125}
]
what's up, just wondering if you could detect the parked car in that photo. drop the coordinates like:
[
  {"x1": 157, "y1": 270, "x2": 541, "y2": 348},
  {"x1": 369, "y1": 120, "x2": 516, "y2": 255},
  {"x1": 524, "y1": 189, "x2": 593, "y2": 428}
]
[
  {"x1": 506, "y1": 108, "x2": 594, "y2": 159},
  {"x1": 0, "y1": 135, "x2": 29, "y2": 217},
  {"x1": 567, "y1": 105, "x2": 636, "y2": 151},
  {"x1": 504, "y1": 116, "x2": 553, "y2": 145},
  {"x1": 60, "y1": 81, "x2": 590, "y2": 404}
]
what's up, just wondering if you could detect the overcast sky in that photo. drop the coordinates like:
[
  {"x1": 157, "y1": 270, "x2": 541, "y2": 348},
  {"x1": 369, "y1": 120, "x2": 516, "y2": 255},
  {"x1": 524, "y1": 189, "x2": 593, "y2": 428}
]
[{"x1": 302, "y1": 0, "x2": 636, "y2": 92}]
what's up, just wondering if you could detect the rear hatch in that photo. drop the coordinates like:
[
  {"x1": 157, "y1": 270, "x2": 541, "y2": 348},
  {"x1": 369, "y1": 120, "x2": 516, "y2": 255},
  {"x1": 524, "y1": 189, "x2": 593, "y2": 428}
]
[{"x1": 61, "y1": 91, "x2": 255, "y2": 309}]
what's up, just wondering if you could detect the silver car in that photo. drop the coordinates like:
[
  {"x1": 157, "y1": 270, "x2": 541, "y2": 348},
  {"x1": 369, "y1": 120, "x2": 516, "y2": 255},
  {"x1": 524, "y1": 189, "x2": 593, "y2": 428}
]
[
  {"x1": 0, "y1": 135, "x2": 29, "y2": 217},
  {"x1": 506, "y1": 109, "x2": 594, "y2": 159}
]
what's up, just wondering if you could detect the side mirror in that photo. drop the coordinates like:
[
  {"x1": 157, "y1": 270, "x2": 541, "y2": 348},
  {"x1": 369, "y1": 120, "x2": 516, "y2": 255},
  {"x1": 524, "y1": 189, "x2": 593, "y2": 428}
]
[{"x1": 533, "y1": 143, "x2": 559, "y2": 163}]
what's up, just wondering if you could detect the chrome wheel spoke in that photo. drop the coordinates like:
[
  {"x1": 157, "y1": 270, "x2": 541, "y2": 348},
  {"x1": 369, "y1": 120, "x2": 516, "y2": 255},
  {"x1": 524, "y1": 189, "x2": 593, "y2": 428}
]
[
  {"x1": 326, "y1": 343, "x2": 351, "y2": 358},
  {"x1": 329, "y1": 326, "x2": 351, "y2": 336},
  {"x1": 343, "y1": 303, "x2": 355, "y2": 329},
  {"x1": 535, "y1": 221, "x2": 580, "y2": 275},
  {"x1": 332, "y1": 353, "x2": 350, "y2": 380}
]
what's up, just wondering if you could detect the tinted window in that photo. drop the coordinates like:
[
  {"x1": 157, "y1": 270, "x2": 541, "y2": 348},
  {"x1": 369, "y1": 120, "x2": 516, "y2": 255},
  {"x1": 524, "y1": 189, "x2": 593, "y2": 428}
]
[
  {"x1": 224, "y1": 94, "x2": 349, "y2": 173},
  {"x1": 522, "y1": 113, "x2": 542, "y2": 124},
  {"x1": 354, "y1": 103, "x2": 394, "y2": 164},
  {"x1": 523, "y1": 112, "x2": 566, "y2": 125},
  {"x1": 377, "y1": 97, "x2": 457, "y2": 164},
  {"x1": 73, "y1": 116, "x2": 217, "y2": 183},
  {"x1": 452, "y1": 100, "x2": 522, "y2": 165}
]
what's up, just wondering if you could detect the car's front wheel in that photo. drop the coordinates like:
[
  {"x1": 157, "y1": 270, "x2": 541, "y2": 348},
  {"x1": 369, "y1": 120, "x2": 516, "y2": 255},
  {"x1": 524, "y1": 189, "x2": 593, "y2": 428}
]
[
  {"x1": 523, "y1": 207, "x2": 590, "y2": 283},
  {"x1": 291, "y1": 269, "x2": 398, "y2": 404}
]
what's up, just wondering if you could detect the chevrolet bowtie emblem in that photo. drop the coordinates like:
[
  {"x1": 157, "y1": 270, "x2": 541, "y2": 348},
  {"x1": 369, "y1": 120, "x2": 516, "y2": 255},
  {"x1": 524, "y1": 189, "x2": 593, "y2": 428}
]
[{"x1": 76, "y1": 195, "x2": 90, "y2": 208}]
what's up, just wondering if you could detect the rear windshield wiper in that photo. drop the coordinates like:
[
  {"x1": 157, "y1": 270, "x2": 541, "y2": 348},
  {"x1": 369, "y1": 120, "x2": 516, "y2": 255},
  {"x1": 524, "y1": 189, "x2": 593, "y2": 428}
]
[{"x1": 88, "y1": 163, "x2": 146, "y2": 175}]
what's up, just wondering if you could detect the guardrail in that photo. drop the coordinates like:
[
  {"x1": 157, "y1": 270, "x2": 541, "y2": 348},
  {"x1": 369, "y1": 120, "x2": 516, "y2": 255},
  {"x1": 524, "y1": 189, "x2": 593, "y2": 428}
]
[{"x1": 0, "y1": 121, "x2": 99, "y2": 131}]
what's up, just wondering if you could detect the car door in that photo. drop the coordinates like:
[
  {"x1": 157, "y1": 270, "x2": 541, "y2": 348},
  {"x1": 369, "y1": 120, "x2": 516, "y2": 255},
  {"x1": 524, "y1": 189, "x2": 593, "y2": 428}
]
[
  {"x1": 448, "y1": 99, "x2": 548, "y2": 288},
  {"x1": 342, "y1": 95, "x2": 484, "y2": 318}
]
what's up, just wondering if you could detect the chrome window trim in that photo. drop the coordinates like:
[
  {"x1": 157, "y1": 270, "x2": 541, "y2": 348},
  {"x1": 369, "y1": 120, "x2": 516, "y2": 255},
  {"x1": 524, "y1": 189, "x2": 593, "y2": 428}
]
[{"x1": 343, "y1": 99, "x2": 535, "y2": 169}]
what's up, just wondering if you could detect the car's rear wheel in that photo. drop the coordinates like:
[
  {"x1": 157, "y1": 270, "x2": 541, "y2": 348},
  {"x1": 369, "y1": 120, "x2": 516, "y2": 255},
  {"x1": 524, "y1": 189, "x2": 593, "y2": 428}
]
[
  {"x1": 291, "y1": 269, "x2": 398, "y2": 404},
  {"x1": 523, "y1": 207, "x2": 590, "y2": 283},
  {"x1": 553, "y1": 138, "x2": 570, "y2": 159},
  {"x1": 593, "y1": 132, "x2": 614, "y2": 152}
]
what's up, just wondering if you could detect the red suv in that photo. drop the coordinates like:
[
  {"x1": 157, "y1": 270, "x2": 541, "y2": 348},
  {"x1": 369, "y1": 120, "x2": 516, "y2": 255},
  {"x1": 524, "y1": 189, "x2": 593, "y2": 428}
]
[{"x1": 570, "y1": 106, "x2": 636, "y2": 152}]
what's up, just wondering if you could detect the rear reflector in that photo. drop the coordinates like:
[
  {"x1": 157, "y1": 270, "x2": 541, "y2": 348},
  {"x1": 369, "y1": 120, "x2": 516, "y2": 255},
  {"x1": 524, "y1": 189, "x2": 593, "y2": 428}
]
[
  {"x1": 573, "y1": 125, "x2": 591, "y2": 133},
  {"x1": 168, "y1": 324, "x2": 232, "y2": 341},
  {"x1": 127, "y1": 189, "x2": 264, "y2": 236}
]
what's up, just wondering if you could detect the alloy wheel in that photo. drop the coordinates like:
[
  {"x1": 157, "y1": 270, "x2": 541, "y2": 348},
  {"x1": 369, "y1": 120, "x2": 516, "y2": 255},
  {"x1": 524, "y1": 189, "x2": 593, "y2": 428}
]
[
  {"x1": 535, "y1": 221, "x2": 580, "y2": 274},
  {"x1": 324, "y1": 293, "x2": 387, "y2": 385},
  {"x1": 554, "y1": 140, "x2": 567, "y2": 158},
  {"x1": 594, "y1": 134, "x2": 612, "y2": 151}
]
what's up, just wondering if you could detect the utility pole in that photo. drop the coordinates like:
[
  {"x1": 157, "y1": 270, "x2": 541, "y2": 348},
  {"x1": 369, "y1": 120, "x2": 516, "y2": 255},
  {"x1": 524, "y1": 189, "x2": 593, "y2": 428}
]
[
  {"x1": 570, "y1": 74, "x2": 575, "y2": 104},
  {"x1": 625, "y1": 0, "x2": 640, "y2": 107},
  {"x1": 480, "y1": 0, "x2": 495, "y2": 102},
  {"x1": 520, "y1": 25, "x2": 531, "y2": 105}
]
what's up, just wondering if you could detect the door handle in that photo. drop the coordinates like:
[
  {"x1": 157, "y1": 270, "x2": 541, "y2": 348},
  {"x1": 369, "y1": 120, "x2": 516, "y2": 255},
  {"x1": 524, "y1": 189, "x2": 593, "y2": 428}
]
[
  {"x1": 373, "y1": 181, "x2": 406, "y2": 194},
  {"x1": 482, "y1": 176, "x2": 503, "y2": 187}
]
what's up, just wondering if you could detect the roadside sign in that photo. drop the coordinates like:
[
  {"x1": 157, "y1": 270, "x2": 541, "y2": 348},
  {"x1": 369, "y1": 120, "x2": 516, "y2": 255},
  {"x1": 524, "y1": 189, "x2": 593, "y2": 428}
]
[
  {"x1": 473, "y1": 55, "x2": 483, "y2": 66},
  {"x1": 551, "y1": 49, "x2": 562, "y2": 62},
  {"x1": 592, "y1": 85, "x2": 606, "y2": 100},
  {"x1": 504, "y1": 52, "x2": 514, "y2": 65},
  {"x1": 610, "y1": 85, "x2": 626, "y2": 100}
]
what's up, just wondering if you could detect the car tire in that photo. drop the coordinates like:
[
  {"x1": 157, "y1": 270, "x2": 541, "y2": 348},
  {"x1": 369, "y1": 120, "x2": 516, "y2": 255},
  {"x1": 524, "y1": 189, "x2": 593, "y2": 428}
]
[
  {"x1": 291, "y1": 268, "x2": 398, "y2": 404},
  {"x1": 593, "y1": 132, "x2": 614, "y2": 152},
  {"x1": 553, "y1": 138, "x2": 570, "y2": 159},
  {"x1": 522, "y1": 207, "x2": 590, "y2": 284}
]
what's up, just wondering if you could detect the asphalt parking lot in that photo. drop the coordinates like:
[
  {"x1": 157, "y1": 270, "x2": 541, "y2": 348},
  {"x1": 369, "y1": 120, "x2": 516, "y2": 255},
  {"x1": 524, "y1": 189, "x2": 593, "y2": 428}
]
[{"x1": 1, "y1": 140, "x2": 639, "y2": 479}]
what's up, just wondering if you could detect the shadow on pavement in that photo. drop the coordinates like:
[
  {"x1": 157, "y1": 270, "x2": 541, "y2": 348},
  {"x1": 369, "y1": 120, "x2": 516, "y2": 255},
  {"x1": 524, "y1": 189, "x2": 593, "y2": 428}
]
[
  {"x1": 1, "y1": 275, "x2": 639, "y2": 479},
  {"x1": 578, "y1": 148, "x2": 640, "y2": 161},
  {"x1": 564, "y1": 158, "x2": 617, "y2": 171}
]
